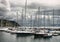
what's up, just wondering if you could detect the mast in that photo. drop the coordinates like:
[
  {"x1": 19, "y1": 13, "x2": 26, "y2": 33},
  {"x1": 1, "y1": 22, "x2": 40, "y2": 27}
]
[
  {"x1": 25, "y1": 0, "x2": 27, "y2": 27},
  {"x1": 37, "y1": 7, "x2": 40, "y2": 27},
  {"x1": 44, "y1": 10, "x2": 45, "y2": 29},
  {"x1": 58, "y1": 16, "x2": 60, "y2": 27},
  {"x1": 58, "y1": 16, "x2": 59, "y2": 26},
  {"x1": 36, "y1": 7, "x2": 40, "y2": 27},
  {"x1": 21, "y1": 9, "x2": 24, "y2": 27},
  {"x1": 35, "y1": 12, "x2": 37, "y2": 27},
  {"x1": 1, "y1": 19, "x2": 2, "y2": 27},
  {"x1": 6, "y1": 20, "x2": 8, "y2": 27},
  {"x1": 53, "y1": 9, "x2": 54, "y2": 27},
  {"x1": 43, "y1": 9, "x2": 46, "y2": 33},
  {"x1": 48, "y1": 12, "x2": 50, "y2": 27},
  {"x1": 1, "y1": 16, "x2": 3, "y2": 27},
  {"x1": 16, "y1": 11, "x2": 18, "y2": 28},
  {"x1": 41, "y1": 9, "x2": 43, "y2": 27},
  {"x1": 31, "y1": 14, "x2": 33, "y2": 27},
  {"x1": 57, "y1": 16, "x2": 59, "y2": 26},
  {"x1": 36, "y1": 8, "x2": 38, "y2": 27}
]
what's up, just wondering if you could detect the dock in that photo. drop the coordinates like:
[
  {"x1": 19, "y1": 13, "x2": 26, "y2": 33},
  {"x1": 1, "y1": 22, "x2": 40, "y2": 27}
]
[{"x1": 0, "y1": 27, "x2": 60, "y2": 38}]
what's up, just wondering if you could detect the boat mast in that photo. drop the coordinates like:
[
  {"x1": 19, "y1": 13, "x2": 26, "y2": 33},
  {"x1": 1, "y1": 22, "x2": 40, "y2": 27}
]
[
  {"x1": 25, "y1": 0, "x2": 27, "y2": 27},
  {"x1": 31, "y1": 14, "x2": 33, "y2": 27},
  {"x1": 35, "y1": 11, "x2": 37, "y2": 27},
  {"x1": 44, "y1": 10, "x2": 45, "y2": 29},
  {"x1": 21, "y1": 9, "x2": 24, "y2": 27},
  {"x1": 37, "y1": 7, "x2": 40, "y2": 27},
  {"x1": 53, "y1": 9, "x2": 54, "y2": 27},
  {"x1": 48, "y1": 11, "x2": 50, "y2": 27},
  {"x1": 47, "y1": 10, "x2": 50, "y2": 27},
  {"x1": 58, "y1": 16, "x2": 59, "y2": 26},
  {"x1": 58, "y1": 16, "x2": 60, "y2": 27},
  {"x1": 57, "y1": 13, "x2": 59, "y2": 27},
  {"x1": 16, "y1": 11, "x2": 18, "y2": 28},
  {"x1": 36, "y1": 8, "x2": 38, "y2": 27},
  {"x1": 1, "y1": 19, "x2": 2, "y2": 27},
  {"x1": 1, "y1": 16, "x2": 3, "y2": 27}
]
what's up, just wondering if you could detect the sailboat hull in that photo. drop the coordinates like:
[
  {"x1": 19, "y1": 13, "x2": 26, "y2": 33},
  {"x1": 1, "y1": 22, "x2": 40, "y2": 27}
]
[{"x1": 34, "y1": 33, "x2": 52, "y2": 38}]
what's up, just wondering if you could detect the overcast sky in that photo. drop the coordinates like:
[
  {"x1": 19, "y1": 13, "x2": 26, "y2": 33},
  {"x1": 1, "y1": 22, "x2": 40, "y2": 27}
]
[
  {"x1": 0, "y1": 0, "x2": 60, "y2": 26},
  {"x1": 9, "y1": 0, "x2": 60, "y2": 26},
  {"x1": 10, "y1": 0, "x2": 60, "y2": 7}
]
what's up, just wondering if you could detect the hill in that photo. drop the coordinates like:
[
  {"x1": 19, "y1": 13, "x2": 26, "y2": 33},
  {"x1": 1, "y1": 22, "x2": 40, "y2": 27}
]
[{"x1": 0, "y1": 19, "x2": 20, "y2": 27}]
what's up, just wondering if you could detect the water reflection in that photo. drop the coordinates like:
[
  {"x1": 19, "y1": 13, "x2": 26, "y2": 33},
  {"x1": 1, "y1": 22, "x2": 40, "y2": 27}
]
[
  {"x1": 0, "y1": 32, "x2": 60, "y2": 42},
  {"x1": 16, "y1": 35, "x2": 34, "y2": 42},
  {"x1": 16, "y1": 34, "x2": 34, "y2": 37}
]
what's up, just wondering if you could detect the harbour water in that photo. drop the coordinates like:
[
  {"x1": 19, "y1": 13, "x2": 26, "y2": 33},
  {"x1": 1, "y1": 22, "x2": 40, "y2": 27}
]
[{"x1": 0, "y1": 31, "x2": 60, "y2": 42}]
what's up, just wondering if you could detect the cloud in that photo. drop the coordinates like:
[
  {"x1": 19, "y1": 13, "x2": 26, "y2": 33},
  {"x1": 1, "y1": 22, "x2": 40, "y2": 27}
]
[{"x1": 0, "y1": 0, "x2": 10, "y2": 20}]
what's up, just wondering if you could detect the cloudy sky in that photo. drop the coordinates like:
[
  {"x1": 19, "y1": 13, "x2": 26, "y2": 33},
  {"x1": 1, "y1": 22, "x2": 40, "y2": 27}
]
[
  {"x1": 9, "y1": 0, "x2": 60, "y2": 7},
  {"x1": 0, "y1": 0, "x2": 60, "y2": 26},
  {"x1": 9, "y1": 0, "x2": 60, "y2": 26}
]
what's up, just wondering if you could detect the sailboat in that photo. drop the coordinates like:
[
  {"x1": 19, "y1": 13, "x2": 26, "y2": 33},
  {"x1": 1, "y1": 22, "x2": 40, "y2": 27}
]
[
  {"x1": 34, "y1": 29, "x2": 52, "y2": 38},
  {"x1": 34, "y1": 8, "x2": 52, "y2": 38},
  {"x1": 9, "y1": 0, "x2": 35, "y2": 36}
]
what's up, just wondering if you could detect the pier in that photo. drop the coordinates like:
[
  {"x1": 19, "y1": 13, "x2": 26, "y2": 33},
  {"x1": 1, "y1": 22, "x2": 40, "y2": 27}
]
[
  {"x1": 0, "y1": 27, "x2": 60, "y2": 38},
  {"x1": 0, "y1": 27, "x2": 60, "y2": 37},
  {"x1": 0, "y1": 27, "x2": 60, "y2": 31}
]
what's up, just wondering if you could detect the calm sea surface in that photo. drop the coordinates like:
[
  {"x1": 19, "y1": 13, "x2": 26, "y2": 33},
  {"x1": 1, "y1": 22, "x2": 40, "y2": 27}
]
[{"x1": 0, "y1": 32, "x2": 60, "y2": 42}]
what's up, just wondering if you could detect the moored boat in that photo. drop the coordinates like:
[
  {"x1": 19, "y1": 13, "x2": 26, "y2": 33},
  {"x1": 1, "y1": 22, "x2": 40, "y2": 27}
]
[{"x1": 34, "y1": 29, "x2": 52, "y2": 38}]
